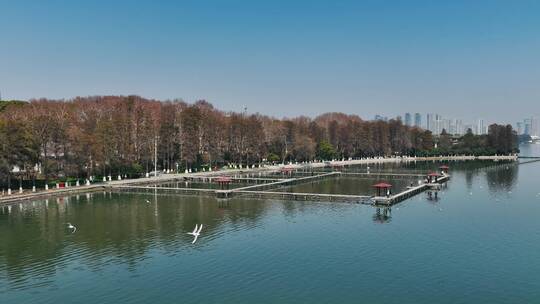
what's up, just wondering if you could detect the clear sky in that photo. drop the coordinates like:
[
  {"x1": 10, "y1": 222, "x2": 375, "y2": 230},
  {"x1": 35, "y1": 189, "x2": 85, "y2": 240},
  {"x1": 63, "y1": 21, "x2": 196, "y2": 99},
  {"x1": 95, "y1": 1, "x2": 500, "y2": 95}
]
[{"x1": 1, "y1": 0, "x2": 539, "y2": 123}]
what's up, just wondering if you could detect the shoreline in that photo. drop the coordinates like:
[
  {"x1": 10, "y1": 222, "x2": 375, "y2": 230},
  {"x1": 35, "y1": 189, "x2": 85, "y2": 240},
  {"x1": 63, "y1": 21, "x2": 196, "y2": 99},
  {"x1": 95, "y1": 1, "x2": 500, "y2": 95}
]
[
  {"x1": 0, "y1": 155, "x2": 518, "y2": 205},
  {"x1": 266, "y1": 154, "x2": 518, "y2": 170}
]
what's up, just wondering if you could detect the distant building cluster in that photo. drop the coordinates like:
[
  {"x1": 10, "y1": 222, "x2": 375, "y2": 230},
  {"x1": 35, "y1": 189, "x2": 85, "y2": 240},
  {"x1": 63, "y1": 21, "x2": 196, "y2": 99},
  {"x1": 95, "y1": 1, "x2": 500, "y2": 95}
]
[
  {"x1": 515, "y1": 117, "x2": 539, "y2": 138},
  {"x1": 373, "y1": 113, "x2": 490, "y2": 136}
]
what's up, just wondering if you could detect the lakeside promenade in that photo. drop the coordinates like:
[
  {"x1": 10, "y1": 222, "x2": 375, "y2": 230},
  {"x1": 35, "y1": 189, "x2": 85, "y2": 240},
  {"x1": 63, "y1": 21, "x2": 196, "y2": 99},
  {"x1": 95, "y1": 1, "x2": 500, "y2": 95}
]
[{"x1": 0, "y1": 154, "x2": 518, "y2": 205}]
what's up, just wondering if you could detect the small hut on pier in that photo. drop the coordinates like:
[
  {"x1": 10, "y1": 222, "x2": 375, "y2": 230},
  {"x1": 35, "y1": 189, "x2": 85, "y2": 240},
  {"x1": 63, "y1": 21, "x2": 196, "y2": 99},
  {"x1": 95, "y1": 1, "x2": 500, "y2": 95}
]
[
  {"x1": 215, "y1": 176, "x2": 233, "y2": 189},
  {"x1": 373, "y1": 182, "x2": 392, "y2": 197},
  {"x1": 427, "y1": 172, "x2": 441, "y2": 183},
  {"x1": 331, "y1": 163, "x2": 344, "y2": 171},
  {"x1": 281, "y1": 167, "x2": 294, "y2": 176}
]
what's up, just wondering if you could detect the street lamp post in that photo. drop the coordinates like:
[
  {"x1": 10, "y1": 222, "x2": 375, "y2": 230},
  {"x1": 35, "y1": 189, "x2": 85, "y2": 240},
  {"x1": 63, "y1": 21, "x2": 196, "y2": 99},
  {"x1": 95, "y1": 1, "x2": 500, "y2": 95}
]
[{"x1": 154, "y1": 136, "x2": 158, "y2": 177}]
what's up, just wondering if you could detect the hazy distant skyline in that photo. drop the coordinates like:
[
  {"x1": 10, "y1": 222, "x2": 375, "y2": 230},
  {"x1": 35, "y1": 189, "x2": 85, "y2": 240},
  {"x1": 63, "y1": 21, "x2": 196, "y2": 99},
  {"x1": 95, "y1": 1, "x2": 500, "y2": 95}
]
[{"x1": 1, "y1": 0, "x2": 539, "y2": 123}]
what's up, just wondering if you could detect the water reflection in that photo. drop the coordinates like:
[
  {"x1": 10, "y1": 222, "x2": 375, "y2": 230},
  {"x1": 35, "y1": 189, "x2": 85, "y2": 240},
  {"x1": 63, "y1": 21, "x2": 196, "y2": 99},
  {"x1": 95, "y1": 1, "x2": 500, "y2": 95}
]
[
  {"x1": 0, "y1": 159, "x2": 528, "y2": 294},
  {"x1": 486, "y1": 164, "x2": 518, "y2": 193},
  {"x1": 373, "y1": 207, "x2": 392, "y2": 224},
  {"x1": 0, "y1": 193, "x2": 271, "y2": 291},
  {"x1": 426, "y1": 190, "x2": 440, "y2": 202}
]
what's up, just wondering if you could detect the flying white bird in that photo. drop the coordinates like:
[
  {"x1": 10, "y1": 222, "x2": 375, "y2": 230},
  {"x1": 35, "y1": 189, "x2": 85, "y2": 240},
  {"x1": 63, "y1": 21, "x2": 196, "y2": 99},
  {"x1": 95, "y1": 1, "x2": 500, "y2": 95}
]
[
  {"x1": 67, "y1": 223, "x2": 77, "y2": 233},
  {"x1": 187, "y1": 224, "x2": 203, "y2": 244}
]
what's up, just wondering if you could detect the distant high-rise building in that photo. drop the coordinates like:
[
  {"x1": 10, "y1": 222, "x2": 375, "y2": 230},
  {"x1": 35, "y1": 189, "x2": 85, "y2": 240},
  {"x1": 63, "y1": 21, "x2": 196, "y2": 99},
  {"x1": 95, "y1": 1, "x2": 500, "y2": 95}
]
[
  {"x1": 435, "y1": 114, "x2": 443, "y2": 134},
  {"x1": 426, "y1": 114, "x2": 435, "y2": 133},
  {"x1": 414, "y1": 113, "x2": 421, "y2": 128},
  {"x1": 516, "y1": 122, "x2": 523, "y2": 135},
  {"x1": 531, "y1": 117, "x2": 539, "y2": 137},
  {"x1": 446, "y1": 119, "x2": 453, "y2": 134},
  {"x1": 396, "y1": 115, "x2": 403, "y2": 122},
  {"x1": 441, "y1": 118, "x2": 450, "y2": 134},
  {"x1": 404, "y1": 113, "x2": 412, "y2": 126},
  {"x1": 477, "y1": 119, "x2": 486, "y2": 135},
  {"x1": 524, "y1": 118, "x2": 532, "y2": 135},
  {"x1": 455, "y1": 119, "x2": 463, "y2": 135}
]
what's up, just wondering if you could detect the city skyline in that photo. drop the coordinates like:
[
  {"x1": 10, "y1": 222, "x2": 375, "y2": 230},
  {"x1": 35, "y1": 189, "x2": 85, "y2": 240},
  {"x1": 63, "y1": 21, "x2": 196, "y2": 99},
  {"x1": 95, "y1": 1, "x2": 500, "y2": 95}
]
[
  {"x1": 376, "y1": 112, "x2": 539, "y2": 137},
  {"x1": 1, "y1": 1, "x2": 539, "y2": 123}
]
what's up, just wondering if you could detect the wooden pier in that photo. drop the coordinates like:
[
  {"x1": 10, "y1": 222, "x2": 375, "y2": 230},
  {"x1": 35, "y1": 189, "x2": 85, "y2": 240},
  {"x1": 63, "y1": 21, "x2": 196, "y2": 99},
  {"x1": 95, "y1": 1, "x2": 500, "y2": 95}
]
[
  {"x1": 110, "y1": 170, "x2": 450, "y2": 206},
  {"x1": 109, "y1": 169, "x2": 451, "y2": 206},
  {"x1": 111, "y1": 171, "x2": 342, "y2": 200},
  {"x1": 111, "y1": 185, "x2": 218, "y2": 196},
  {"x1": 2, "y1": 160, "x2": 454, "y2": 207},
  {"x1": 372, "y1": 174, "x2": 450, "y2": 206},
  {"x1": 186, "y1": 176, "x2": 284, "y2": 183},
  {"x1": 518, "y1": 156, "x2": 540, "y2": 165},
  {"x1": 215, "y1": 171, "x2": 340, "y2": 198},
  {"x1": 339, "y1": 172, "x2": 425, "y2": 178},
  {"x1": 232, "y1": 190, "x2": 371, "y2": 203}
]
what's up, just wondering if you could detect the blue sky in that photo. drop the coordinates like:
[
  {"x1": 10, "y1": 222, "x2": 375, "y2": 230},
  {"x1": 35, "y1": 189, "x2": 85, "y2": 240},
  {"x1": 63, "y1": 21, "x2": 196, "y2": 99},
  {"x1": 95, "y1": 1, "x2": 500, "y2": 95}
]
[{"x1": 0, "y1": 0, "x2": 539, "y2": 123}]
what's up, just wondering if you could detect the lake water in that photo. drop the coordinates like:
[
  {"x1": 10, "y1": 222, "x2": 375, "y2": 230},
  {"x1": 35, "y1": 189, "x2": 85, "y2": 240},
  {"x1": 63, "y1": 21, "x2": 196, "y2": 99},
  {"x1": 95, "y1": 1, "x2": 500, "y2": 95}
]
[{"x1": 1, "y1": 145, "x2": 540, "y2": 304}]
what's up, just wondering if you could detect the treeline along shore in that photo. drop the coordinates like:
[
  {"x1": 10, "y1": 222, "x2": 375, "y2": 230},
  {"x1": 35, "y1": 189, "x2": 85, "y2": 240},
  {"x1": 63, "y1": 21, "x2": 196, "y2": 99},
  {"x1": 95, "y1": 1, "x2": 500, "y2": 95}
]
[{"x1": 0, "y1": 96, "x2": 518, "y2": 189}]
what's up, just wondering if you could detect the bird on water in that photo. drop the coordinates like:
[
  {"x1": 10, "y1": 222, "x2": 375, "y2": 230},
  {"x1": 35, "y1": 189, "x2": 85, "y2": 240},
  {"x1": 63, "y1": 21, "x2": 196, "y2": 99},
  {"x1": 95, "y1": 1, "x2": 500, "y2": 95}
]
[
  {"x1": 67, "y1": 223, "x2": 77, "y2": 233},
  {"x1": 187, "y1": 224, "x2": 203, "y2": 244}
]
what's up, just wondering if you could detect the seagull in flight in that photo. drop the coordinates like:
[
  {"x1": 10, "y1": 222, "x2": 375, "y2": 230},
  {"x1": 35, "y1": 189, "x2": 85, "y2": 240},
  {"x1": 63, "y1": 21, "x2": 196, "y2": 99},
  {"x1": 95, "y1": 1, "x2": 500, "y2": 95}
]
[
  {"x1": 187, "y1": 224, "x2": 203, "y2": 244},
  {"x1": 67, "y1": 223, "x2": 77, "y2": 234}
]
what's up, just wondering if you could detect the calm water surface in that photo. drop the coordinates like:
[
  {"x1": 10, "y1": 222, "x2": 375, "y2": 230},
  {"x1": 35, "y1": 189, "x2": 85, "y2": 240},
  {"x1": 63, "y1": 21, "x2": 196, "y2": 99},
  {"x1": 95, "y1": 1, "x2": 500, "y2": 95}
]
[{"x1": 1, "y1": 145, "x2": 540, "y2": 303}]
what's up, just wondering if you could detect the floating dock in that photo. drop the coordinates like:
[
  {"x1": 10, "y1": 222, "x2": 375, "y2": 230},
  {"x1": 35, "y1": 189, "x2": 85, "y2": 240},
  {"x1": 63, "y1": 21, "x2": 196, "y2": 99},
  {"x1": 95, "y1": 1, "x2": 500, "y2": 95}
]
[
  {"x1": 372, "y1": 174, "x2": 450, "y2": 206},
  {"x1": 339, "y1": 172, "x2": 425, "y2": 178},
  {"x1": 2, "y1": 163, "x2": 452, "y2": 207},
  {"x1": 215, "y1": 172, "x2": 340, "y2": 198},
  {"x1": 111, "y1": 170, "x2": 450, "y2": 206},
  {"x1": 232, "y1": 190, "x2": 371, "y2": 203}
]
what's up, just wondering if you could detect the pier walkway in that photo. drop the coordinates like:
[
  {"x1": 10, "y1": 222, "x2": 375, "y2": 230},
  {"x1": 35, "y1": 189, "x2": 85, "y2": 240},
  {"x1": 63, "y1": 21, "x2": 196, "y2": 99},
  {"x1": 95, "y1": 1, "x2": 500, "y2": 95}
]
[
  {"x1": 372, "y1": 174, "x2": 450, "y2": 206},
  {"x1": 1, "y1": 153, "x2": 484, "y2": 205},
  {"x1": 518, "y1": 156, "x2": 540, "y2": 165},
  {"x1": 339, "y1": 172, "x2": 425, "y2": 178},
  {"x1": 233, "y1": 190, "x2": 371, "y2": 203}
]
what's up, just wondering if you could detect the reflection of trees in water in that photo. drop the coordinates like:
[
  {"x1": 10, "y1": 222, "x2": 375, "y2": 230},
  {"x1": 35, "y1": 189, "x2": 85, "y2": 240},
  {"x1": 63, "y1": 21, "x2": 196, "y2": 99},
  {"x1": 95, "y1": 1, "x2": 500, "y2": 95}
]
[
  {"x1": 486, "y1": 164, "x2": 518, "y2": 193},
  {"x1": 0, "y1": 192, "x2": 270, "y2": 288},
  {"x1": 0, "y1": 199, "x2": 69, "y2": 288},
  {"x1": 465, "y1": 171, "x2": 474, "y2": 191},
  {"x1": 455, "y1": 161, "x2": 517, "y2": 191},
  {"x1": 372, "y1": 207, "x2": 392, "y2": 224}
]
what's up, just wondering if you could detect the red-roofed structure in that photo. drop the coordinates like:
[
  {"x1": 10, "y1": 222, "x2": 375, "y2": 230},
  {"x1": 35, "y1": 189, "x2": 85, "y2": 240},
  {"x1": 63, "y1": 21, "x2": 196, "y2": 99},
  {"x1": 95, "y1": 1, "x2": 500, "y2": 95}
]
[
  {"x1": 372, "y1": 182, "x2": 393, "y2": 188},
  {"x1": 427, "y1": 172, "x2": 441, "y2": 183},
  {"x1": 281, "y1": 167, "x2": 294, "y2": 175},
  {"x1": 373, "y1": 182, "x2": 392, "y2": 196},
  {"x1": 215, "y1": 176, "x2": 232, "y2": 188}
]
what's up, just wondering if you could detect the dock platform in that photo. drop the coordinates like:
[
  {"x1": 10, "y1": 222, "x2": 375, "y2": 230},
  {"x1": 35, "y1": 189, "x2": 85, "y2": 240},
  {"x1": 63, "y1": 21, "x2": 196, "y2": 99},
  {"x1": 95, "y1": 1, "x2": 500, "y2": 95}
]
[{"x1": 372, "y1": 173, "x2": 450, "y2": 206}]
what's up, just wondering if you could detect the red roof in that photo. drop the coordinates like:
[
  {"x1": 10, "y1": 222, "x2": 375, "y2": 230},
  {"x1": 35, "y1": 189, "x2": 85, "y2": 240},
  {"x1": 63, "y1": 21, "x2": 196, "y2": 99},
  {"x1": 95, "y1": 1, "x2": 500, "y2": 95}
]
[
  {"x1": 427, "y1": 172, "x2": 442, "y2": 177},
  {"x1": 215, "y1": 176, "x2": 232, "y2": 182},
  {"x1": 372, "y1": 182, "x2": 392, "y2": 188}
]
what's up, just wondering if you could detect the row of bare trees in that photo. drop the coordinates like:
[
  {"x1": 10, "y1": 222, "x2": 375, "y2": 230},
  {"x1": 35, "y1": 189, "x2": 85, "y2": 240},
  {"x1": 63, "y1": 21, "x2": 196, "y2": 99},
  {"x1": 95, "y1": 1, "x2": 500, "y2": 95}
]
[{"x1": 1, "y1": 96, "x2": 437, "y2": 183}]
